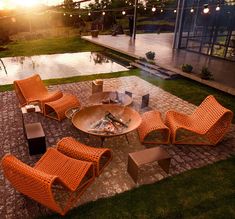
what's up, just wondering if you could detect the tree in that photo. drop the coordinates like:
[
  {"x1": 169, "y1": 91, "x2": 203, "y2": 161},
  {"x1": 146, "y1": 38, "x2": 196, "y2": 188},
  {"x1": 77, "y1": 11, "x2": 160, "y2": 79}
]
[{"x1": 64, "y1": 0, "x2": 74, "y2": 10}]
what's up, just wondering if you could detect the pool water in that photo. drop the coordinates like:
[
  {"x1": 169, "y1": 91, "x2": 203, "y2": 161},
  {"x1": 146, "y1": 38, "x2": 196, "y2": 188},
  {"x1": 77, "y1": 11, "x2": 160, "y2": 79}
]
[{"x1": 0, "y1": 52, "x2": 129, "y2": 85}]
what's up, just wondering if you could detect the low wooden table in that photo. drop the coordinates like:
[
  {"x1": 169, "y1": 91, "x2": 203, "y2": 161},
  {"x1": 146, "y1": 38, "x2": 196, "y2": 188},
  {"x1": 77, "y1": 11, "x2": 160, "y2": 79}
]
[
  {"x1": 89, "y1": 91, "x2": 133, "y2": 106},
  {"x1": 127, "y1": 147, "x2": 171, "y2": 183},
  {"x1": 21, "y1": 105, "x2": 46, "y2": 156}
]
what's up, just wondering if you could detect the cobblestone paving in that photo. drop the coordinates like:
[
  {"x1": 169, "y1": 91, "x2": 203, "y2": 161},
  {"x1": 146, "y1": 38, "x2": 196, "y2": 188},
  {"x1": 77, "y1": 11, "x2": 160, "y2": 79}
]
[{"x1": 0, "y1": 76, "x2": 234, "y2": 219}]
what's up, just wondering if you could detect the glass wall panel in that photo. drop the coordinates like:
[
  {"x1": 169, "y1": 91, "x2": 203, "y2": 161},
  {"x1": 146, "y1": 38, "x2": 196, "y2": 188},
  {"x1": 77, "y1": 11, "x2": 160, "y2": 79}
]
[{"x1": 179, "y1": 0, "x2": 235, "y2": 61}]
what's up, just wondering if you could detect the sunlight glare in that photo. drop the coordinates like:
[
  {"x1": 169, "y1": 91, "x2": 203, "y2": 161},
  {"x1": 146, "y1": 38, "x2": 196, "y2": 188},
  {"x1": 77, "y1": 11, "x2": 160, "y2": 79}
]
[{"x1": 14, "y1": 0, "x2": 40, "y2": 7}]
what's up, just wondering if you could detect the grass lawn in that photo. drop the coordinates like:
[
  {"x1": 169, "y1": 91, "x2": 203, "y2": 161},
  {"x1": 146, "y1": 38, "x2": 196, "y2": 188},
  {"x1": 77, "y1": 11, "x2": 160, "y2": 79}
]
[
  {"x1": 38, "y1": 156, "x2": 235, "y2": 219},
  {"x1": 0, "y1": 36, "x2": 103, "y2": 58}
]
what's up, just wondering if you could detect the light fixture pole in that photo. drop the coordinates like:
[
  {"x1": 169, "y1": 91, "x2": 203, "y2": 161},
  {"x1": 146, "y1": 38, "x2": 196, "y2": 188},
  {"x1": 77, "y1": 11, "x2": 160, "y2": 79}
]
[{"x1": 132, "y1": 0, "x2": 138, "y2": 40}]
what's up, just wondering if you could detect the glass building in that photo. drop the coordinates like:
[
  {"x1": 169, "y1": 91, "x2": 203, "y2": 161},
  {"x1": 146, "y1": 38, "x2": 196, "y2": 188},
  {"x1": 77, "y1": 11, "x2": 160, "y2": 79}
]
[{"x1": 174, "y1": 0, "x2": 235, "y2": 61}]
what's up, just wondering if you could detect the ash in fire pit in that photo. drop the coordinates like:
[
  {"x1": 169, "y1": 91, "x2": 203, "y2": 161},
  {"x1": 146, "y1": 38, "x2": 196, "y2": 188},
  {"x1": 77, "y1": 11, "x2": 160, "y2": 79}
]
[{"x1": 89, "y1": 111, "x2": 130, "y2": 135}]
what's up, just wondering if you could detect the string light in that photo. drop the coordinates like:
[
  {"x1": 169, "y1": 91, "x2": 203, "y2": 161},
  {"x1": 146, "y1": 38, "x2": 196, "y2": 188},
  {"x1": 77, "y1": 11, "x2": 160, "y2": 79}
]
[
  {"x1": 102, "y1": 11, "x2": 105, "y2": 15},
  {"x1": 122, "y1": 11, "x2": 126, "y2": 15},
  {"x1": 216, "y1": 5, "x2": 220, "y2": 11},
  {"x1": 144, "y1": 7, "x2": 147, "y2": 10},
  {"x1": 190, "y1": 8, "x2": 194, "y2": 13},
  {"x1": 88, "y1": 12, "x2": 91, "y2": 16},
  {"x1": 160, "y1": 9, "x2": 163, "y2": 12},
  {"x1": 79, "y1": 15, "x2": 81, "y2": 18},
  {"x1": 152, "y1": 6, "x2": 156, "y2": 12},
  {"x1": 174, "y1": 9, "x2": 177, "y2": 13},
  {"x1": 63, "y1": 13, "x2": 66, "y2": 16},
  {"x1": 203, "y1": 4, "x2": 209, "y2": 13},
  {"x1": 70, "y1": 14, "x2": 72, "y2": 17}
]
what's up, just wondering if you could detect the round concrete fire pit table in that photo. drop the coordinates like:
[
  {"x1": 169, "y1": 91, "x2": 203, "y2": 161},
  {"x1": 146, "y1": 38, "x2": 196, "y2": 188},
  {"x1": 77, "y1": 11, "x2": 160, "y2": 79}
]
[
  {"x1": 72, "y1": 104, "x2": 142, "y2": 145},
  {"x1": 88, "y1": 91, "x2": 132, "y2": 106}
]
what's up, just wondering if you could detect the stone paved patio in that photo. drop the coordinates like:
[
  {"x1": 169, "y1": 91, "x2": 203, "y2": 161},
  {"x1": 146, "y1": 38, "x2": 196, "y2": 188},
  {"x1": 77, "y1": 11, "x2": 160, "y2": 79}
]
[{"x1": 0, "y1": 76, "x2": 234, "y2": 219}]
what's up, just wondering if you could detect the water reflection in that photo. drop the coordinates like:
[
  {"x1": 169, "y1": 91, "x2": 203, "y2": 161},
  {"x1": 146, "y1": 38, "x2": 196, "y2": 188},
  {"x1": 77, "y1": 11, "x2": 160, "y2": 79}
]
[{"x1": 0, "y1": 52, "x2": 128, "y2": 85}]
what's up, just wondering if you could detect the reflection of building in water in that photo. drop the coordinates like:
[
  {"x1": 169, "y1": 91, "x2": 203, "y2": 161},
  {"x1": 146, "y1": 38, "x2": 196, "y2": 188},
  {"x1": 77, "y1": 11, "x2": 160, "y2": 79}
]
[{"x1": 174, "y1": 0, "x2": 235, "y2": 61}]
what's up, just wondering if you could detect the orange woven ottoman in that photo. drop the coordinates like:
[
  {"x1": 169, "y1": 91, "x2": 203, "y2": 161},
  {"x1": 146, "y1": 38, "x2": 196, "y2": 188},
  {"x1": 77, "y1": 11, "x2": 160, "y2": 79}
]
[
  {"x1": 44, "y1": 93, "x2": 80, "y2": 121},
  {"x1": 138, "y1": 111, "x2": 170, "y2": 144}
]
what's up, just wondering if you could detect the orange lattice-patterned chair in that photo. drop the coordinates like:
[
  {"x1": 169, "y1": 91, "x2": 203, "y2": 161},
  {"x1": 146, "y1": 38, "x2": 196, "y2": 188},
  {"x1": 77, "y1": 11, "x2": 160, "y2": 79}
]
[
  {"x1": 1, "y1": 148, "x2": 95, "y2": 215},
  {"x1": 14, "y1": 74, "x2": 63, "y2": 110},
  {"x1": 57, "y1": 137, "x2": 112, "y2": 176},
  {"x1": 138, "y1": 111, "x2": 170, "y2": 144},
  {"x1": 165, "y1": 95, "x2": 233, "y2": 145}
]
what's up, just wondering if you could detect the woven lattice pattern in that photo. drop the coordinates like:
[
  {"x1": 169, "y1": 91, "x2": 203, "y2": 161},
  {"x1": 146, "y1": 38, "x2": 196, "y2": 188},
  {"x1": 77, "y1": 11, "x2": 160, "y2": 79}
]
[
  {"x1": 165, "y1": 95, "x2": 233, "y2": 145},
  {"x1": 138, "y1": 111, "x2": 170, "y2": 144},
  {"x1": 57, "y1": 137, "x2": 112, "y2": 176},
  {"x1": 14, "y1": 74, "x2": 63, "y2": 110},
  {"x1": 44, "y1": 93, "x2": 80, "y2": 121},
  {"x1": 1, "y1": 148, "x2": 95, "y2": 215}
]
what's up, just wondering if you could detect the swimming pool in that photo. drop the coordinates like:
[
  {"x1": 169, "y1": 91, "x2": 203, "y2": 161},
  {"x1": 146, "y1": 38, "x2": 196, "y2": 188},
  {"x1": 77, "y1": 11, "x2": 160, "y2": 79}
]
[{"x1": 0, "y1": 52, "x2": 129, "y2": 85}]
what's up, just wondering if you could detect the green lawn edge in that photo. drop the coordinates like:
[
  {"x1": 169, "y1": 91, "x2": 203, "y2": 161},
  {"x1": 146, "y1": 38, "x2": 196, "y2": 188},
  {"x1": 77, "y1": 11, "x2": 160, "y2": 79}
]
[{"x1": 38, "y1": 156, "x2": 235, "y2": 219}]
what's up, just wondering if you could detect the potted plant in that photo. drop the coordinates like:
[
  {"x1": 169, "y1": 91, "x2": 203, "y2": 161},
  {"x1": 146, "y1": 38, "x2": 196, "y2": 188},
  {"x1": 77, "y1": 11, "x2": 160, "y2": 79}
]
[
  {"x1": 91, "y1": 30, "x2": 99, "y2": 38},
  {"x1": 145, "y1": 51, "x2": 155, "y2": 60},
  {"x1": 181, "y1": 64, "x2": 193, "y2": 73},
  {"x1": 200, "y1": 67, "x2": 213, "y2": 80}
]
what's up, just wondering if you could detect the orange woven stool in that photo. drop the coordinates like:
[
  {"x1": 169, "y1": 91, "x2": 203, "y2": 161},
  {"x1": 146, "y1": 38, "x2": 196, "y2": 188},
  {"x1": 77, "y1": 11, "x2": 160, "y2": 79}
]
[
  {"x1": 1, "y1": 148, "x2": 95, "y2": 215},
  {"x1": 165, "y1": 95, "x2": 233, "y2": 145},
  {"x1": 138, "y1": 111, "x2": 170, "y2": 144},
  {"x1": 44, "y1": 93, "x2": 80, "y2": 121},
  {"x1": 57, "y1": 137, "x2": 112, "y2": 176}
]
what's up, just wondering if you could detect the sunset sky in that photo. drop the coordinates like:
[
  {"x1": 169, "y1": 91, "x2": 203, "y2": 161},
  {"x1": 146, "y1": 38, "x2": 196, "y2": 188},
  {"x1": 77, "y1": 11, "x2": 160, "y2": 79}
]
[{"x1": 0, "y1": 0, "x2": 92, "y2": 10}]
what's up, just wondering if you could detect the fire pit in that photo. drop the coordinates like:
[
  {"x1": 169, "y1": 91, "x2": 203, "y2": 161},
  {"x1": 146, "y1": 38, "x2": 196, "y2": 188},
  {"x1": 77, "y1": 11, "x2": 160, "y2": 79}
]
[
  {"x1": 72, "y1": 105, "x2": 142, "y2": 138},
  {"x1": 88, "y1": 91, "x2": 132, "y2": 106}
]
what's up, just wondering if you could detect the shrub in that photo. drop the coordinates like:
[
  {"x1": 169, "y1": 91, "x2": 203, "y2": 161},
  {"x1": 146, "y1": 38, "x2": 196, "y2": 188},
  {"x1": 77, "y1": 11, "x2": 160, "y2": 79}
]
[
  {"x1": 200, "y1": 67, "x2": 213, "y2": 80},
  {"x1": 139, "y1": 57, "x2": 147, "y2": 62},
  {"x1": 181, "y1": 64, "x2": 193, "y2": 73},
  {"x1": 145, "y1": 51, "x2": 155, "y2": 60}
]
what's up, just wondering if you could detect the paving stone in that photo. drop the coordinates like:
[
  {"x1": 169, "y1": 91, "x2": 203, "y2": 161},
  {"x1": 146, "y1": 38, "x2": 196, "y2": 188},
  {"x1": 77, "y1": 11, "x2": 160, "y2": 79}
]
[{"x1": 0, "y1": 76, "x2": 234, "y2": 219}]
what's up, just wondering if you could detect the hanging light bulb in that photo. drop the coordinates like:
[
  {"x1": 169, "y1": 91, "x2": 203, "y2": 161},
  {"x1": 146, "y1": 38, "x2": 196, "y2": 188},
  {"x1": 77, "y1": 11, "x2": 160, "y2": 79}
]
[
  {"x1": 174, "y1": 9, "x2": 177, "y2": 13},
  {"x1": 190, "y1": 8, "x2": 194, "y2": 13},
  {"x1": 70, "y1": 14, "x2": 73, "y2": 17},
  {"x1": 160, "y1": 9, "x2": 163, "y2": 13},
  {"x1": 129, "y1": 2, "x2": 132, "y2": 5},
  {"x1": 144, "y1": 7, "x2": 147, "y2": 10},
  {"x1": 122, "y1": 11, "x2": 126, "y2": 15},
  {"x1": 102, "y1": 11, "x2": 106, "y2": 16},
  {"x1": 79, "y1": 15, "x2": 81, "y2": 18},
  {"x1": 203, "y1": 4, "x2": 209, "y2": 14},
  {"x1": 216, "y1": 5, "x2": 220, "y2": 11},
  {"x1": 152, "y1": 6, "x2": 156, "y2": 12},
  {"x1": 63, "y1": 13, "x2": 66, "y2": 16},
  {"x1": 88, "y1": 12, "x2": 91, "y2": 16}
]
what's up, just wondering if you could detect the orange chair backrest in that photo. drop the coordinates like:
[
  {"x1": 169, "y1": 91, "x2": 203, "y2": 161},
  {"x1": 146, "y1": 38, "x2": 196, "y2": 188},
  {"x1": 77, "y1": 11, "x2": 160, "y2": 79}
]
[
  {"x1": 14, "y1": 74, "x2": 48, "y2": 105},
  {"x1": 1, "y1": 154, "x2": 62, "y2": 214},
  {"x1": 191, "y1": 95, "x2": 233, "y2": 131}
]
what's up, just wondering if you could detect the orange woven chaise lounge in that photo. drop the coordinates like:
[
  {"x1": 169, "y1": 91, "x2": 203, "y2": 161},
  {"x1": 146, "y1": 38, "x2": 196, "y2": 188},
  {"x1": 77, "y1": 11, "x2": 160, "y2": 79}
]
[
  {"x1": 2, "y1": 148, "x2": 95, "y2": 215},
  {"x1": 57, "y1": 137, "x2": 113, "y2": 176},
  {"x1": 14, "y1": 74, "x2": 63, "y2": 110},
  {"x1": 138, "y1": 111, "x2": 170, "y2": 144},
  {"x1": 165, "y1": 95, "x2": 233, "y2": 145}
]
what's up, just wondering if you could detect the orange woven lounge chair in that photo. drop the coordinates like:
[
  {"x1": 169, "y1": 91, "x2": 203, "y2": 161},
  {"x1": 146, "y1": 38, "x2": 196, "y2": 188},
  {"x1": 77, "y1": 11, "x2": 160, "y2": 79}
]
[
  {"x1": 138, "y1": 111, "x2": 170, "y2": 144},
  {"x1": 165, "y1": 95, "x2": 233, "y2": 145},
  {"x1": 2, "y1": 148, "x2": 95, "y2": 215},
  {"x1": 14, "y1": 74, "x2": 63, "y2": 110},
  {"x1": 57, "y1": 137, "x2": 112, "y2": 176}
]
